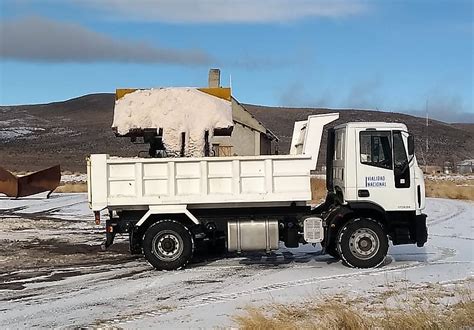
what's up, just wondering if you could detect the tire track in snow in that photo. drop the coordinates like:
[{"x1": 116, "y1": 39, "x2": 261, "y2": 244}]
[
  {"x1": 115, "y1": 259, "x2": 471, "y2": 326},
  {"x1": 184, "y1": 261, "x2": 467, "y2": 308},
  {"x1": 430, "y1": 234, "x2": 474, "y2": 241},
  {"x1": 426, "y1": 198, "x2": 468, "y2": 226}
]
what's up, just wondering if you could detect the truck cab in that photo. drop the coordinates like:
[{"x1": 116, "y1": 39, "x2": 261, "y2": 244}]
[
  {"x1": 319, "y1": 122, "x2": 428, "y2": 267},
  {"x1": 332, "y1": 122, "x2": 425, "y2": 214}
]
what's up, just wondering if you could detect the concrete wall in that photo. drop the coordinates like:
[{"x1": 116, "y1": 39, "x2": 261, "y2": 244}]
[
  {"x1": 211, "y1": 98, "x2": 272, "y2": 156},
  {"x1": 212, "y1": 122, "x2": 257, "y2": 156}
]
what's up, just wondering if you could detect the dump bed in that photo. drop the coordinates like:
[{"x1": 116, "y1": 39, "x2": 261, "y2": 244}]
[
  {"x1": 88, "y1": 154, "x2": 313, "y2": 211},
  {"x1": 88, "y1": 113, "x2": 339, "y2": 211}
]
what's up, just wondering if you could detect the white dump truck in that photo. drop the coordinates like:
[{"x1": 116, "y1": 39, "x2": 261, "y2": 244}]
[{"x1": 88, "y1": 112, "x2": 427, "y2": 270}]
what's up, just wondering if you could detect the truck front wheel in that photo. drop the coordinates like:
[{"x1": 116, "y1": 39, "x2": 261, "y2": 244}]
[
  {"x1": 143, "y1": 220, "x2": 194, "y2": 270},
  {"x1": 337, "y1": 218, "x2": 388, "y2": 268}
]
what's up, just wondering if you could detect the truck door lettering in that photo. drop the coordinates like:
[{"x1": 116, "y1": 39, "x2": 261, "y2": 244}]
[{"x1": 365, "y1": 176, "x2": 386, "y2": 187}]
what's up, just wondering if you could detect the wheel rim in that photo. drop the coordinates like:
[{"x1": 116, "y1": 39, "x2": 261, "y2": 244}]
[
  {"x1": 151, "y1": 230, "x2": 184, "y2": 262},
  {"x1": 348, "y1": 228, "x2": 379, "y2": 260}
]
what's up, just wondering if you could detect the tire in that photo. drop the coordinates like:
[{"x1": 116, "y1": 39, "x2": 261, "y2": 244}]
[
  {"x1": 336, "y1": 218, "x2": 388, "y2": 268},
  {"x1": 143, "y1": 220, "x2": 194, "y2": 270}
]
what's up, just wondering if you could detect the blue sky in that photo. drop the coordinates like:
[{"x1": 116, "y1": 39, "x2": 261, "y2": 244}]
[{"x1": 0, "y1": 0, "x2": 472, "y2": 122}]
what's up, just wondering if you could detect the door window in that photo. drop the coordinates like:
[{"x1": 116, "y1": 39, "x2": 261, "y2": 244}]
[
  {"x1": 359, "y1": 131, "x2": 392, "y2": 169},
  {"x1": 393, "y1": 131, "x2": 410, "y2": 188}
]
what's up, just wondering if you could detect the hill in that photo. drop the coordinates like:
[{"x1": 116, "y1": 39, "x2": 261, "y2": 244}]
[
  {"x1": 245, "y1": 104, "x2": 474, "y2": 167},
  {"x1": 452, "y1": 123, "x2": 474, "y2": 135},
  {"x1": 0, "y1": 93, "x2": 138, "y2": 172},
  {"x1": 1, "y1": 94, "x2": 472, "y2": 172}
]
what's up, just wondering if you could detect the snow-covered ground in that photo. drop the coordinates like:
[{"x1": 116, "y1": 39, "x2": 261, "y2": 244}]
[
  {"x1": 0, "y1": 127, "x2": 45, "y2": 141},
  {"x1": 0, "y1": 194, "x2": 472, "y2": 328},
  {"x1": 60, "y1": 173, "x2": 87, "y2": 183}
]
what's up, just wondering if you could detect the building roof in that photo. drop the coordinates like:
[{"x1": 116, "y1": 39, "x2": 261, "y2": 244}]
[{"x1": 232, "y1": 97, "x2": 278, "y2": 141}]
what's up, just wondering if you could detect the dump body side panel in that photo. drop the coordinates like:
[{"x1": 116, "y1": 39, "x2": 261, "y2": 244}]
[{"x1": 88, "y1": 154, "x2": 314, "y2": 211}]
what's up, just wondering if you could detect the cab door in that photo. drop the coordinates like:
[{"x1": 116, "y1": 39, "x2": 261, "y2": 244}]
[{"x1": 355, "y1": 129, "x2": 415, "y2": 211}]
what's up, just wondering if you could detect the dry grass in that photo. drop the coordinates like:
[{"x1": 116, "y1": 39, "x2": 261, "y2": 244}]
[
  {"x1": 425, "y1": 179, "x2": 474, "y2": 200},
  {"x1": 310, "y1": 177, "x2": 326, "y2": 203},
  {"x1": 312, "y1": 177, "x2": 474, "y2": 201},
  {"x1": 55, "y1": 182, "x2": 88, "y2": 193},
  {"x1": 233, "y1": 286, "x2": 474, "y2": 329},
  {"x1": 233, "y1": 302, "x2": 367, "y2": 329}
]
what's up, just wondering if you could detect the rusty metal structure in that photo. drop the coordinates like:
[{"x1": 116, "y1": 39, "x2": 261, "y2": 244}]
[{"x1": 0, "y1": 165, "x2": 61, "y2": 198}]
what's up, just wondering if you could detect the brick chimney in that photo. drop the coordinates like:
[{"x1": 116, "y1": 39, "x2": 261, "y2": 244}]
[{"x1": 208, "y1": 68, "x2": 220, "y2": 88}]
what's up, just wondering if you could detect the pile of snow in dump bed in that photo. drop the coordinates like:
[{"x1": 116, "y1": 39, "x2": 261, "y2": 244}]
[{"x1": 112, "y1": 88, "x2": 233, "y2": 157}]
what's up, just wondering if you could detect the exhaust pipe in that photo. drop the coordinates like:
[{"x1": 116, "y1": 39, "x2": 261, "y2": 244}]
[{"x1": 0, "y1": 165, "x2": 61, "y2": 198}]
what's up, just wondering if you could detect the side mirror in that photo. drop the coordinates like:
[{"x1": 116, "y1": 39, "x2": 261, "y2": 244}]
[{"x1": 407, "y1": 135, "x2": 415, "y2": 156}]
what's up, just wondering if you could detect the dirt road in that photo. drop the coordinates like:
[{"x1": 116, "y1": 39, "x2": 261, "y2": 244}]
[{"x1": 0, "y1": 194, "x2": 472, "y2": 327}]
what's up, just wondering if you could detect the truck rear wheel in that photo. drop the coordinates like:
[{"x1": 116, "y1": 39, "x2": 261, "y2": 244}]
[
  {"x1": 143, "y1": 220, "x2": 194, "y2": 270},
  {"x1": 337, "y1": 218, "x2": 388, "y2": 268}
]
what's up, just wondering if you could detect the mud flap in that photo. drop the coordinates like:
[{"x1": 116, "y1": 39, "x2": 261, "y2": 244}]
[
  {"x1": 102, "y1": 220, "x2": 116, "y2": 250},
  {"x1": 129, "y1": 227, "x2": 143, "y2": 255},
  {"x1": 415, "y1": 214, "x2": 428, "y2": 247}
]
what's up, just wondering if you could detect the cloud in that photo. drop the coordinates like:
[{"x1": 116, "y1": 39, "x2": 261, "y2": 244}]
[
  {"x1": 231, "y1": 55, "x2": 295, "y2": 70},
  {"x1": 279, "y1": 81, "x2": 333, "y2": 108},
  {"x1": 280, "y1": 81, "x2": 474, "y2": 123},
  {"x1": 72, "y1": 0, "x2": 369, "y2": 23},
  {"x1": 0, "y1": 16, "x2": 212, "y2": 64},
  {"x1": 279, "y1": 77, "x2": 385, "y2": 110},
  {"x1": 343, "y1": 77, "x2": 383, "y2": 109},
  {"x1": 405, "y1": 95, "x2": 474, "y2": 123}
]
